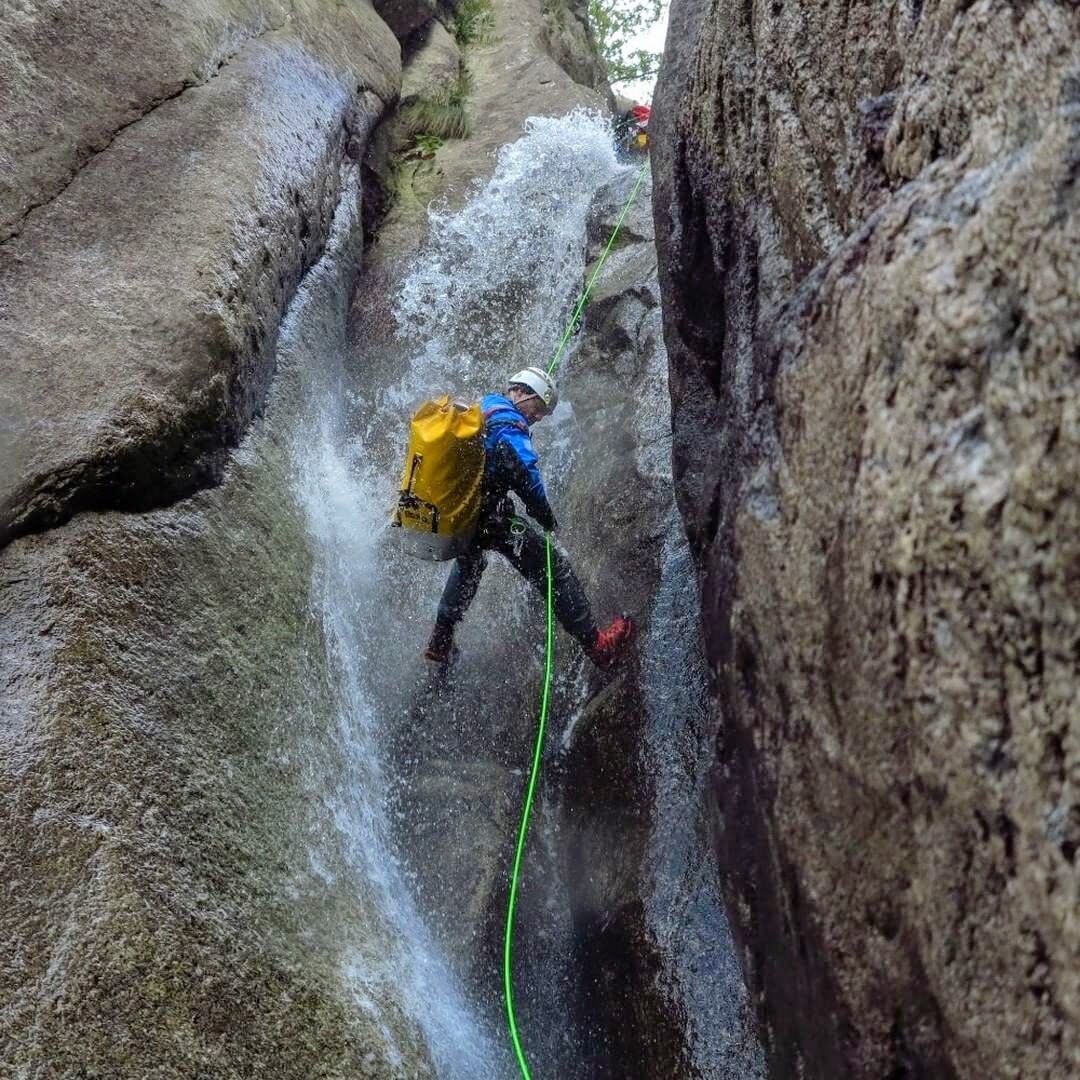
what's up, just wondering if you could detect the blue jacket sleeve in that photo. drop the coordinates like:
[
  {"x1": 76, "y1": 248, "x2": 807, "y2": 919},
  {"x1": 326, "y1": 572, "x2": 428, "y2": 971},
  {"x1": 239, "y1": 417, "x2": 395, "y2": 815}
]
[{"x1": 502, "y1": 427, "x2": 558, "y2": 531}]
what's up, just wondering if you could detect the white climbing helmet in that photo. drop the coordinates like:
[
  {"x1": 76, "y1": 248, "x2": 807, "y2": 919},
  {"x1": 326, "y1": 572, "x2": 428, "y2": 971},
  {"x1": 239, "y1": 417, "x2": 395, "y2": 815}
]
[{"x1": 507, "y1": 366, "x2": 558, "y2": 412}]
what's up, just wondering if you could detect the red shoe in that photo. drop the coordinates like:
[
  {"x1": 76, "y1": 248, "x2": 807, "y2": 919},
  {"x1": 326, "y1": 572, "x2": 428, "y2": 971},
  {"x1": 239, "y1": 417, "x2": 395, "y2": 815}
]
[
  {"x1": 424, "y1": 621, "x2": 458, "y2": 667},
  {"x1": 587, "y1": 615, "x2": 636, "y2": 670}
]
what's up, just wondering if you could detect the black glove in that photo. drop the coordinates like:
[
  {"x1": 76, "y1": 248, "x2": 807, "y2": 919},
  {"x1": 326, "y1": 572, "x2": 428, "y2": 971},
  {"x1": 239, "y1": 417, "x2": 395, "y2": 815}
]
[{"x1": 534, "y1": 501, "x2": 558, "y2": 533}]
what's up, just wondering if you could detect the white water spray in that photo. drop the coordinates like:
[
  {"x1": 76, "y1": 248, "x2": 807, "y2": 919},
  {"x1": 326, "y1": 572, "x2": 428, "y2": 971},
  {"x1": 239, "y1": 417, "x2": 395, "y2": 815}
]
[
  {"x1": 394, "y1": 110, "x2": 627, "y2": 390},
  {"x1": 287, "y1": 116, "x2": 634, "y2": 1077}
]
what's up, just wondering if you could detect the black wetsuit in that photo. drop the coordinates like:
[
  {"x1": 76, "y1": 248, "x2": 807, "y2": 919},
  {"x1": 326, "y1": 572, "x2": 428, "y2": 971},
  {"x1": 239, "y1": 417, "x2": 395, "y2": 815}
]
[{"x1": 434, "y1": 395, "x2": 596, "y2": 645}]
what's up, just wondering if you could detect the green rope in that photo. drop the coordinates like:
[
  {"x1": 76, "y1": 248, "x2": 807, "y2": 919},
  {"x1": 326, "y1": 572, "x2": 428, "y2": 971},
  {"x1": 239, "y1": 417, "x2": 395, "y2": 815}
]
[
  {"x1": 546, "y1": 162, "x2": 650, "y2": 380},
  {"x1": 502, "y1": 159, "x2": 648, "y2": 1080},
  {"x1": 503, "y1": 528, "x2": 554, "y2": 1080}
]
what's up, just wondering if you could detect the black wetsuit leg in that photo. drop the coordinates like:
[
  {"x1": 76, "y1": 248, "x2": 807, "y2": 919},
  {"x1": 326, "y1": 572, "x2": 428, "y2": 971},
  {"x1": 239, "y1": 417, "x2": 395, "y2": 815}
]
[
  {"x1": 485, "y1": 514, "x2": 597, "y2": 646},
  {"x1": 436, "y1": 546, "x2": 487, "y2": 628}
]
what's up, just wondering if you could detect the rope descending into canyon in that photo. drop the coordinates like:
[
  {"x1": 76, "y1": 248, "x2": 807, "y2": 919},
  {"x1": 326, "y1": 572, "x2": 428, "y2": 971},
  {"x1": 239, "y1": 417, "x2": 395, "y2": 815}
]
[
  {"x1": 544, "y1": 162, "x2": 651, "y2": 383},
  {"x1": 502, "y1": 159, "x2": 650, "y2": 1080}
]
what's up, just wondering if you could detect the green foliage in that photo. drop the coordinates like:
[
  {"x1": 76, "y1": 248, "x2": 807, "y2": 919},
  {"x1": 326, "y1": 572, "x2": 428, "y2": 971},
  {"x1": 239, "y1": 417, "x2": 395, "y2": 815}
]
[
  {"x1": 452, "y1": 0, "x2": 496, "y2": 46},
  {"x1": 401, "y1": 67, "x2": 474, "y2": 140},
  {"x1": 587, "y1": 0, "x2": 664, "y2": 85},
  {"x1": 402, "y1": 97, "x2": 469, "y2": 140},
  {"x1": 407, "y1": 133, "x2": 444, "y2": 159}
]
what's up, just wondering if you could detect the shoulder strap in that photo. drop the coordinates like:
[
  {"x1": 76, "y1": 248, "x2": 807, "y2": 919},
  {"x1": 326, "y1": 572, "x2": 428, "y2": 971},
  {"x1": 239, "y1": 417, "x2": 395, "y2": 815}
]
[{"x1": 483, "y1": 406, "x2": 528, "y2": 434}]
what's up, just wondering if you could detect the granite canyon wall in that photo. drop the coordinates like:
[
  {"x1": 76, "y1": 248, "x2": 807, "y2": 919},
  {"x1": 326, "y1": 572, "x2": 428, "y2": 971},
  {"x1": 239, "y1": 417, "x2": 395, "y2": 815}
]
[{"x1": 652, "y1": 1, "x2": 1079, "y2": 1077}]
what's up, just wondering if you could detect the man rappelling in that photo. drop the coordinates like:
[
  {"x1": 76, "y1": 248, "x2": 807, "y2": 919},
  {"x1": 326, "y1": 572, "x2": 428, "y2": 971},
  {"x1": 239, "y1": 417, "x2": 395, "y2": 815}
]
[{"x1": 392, "y1": 368, "x2": 636, "y2": 671}]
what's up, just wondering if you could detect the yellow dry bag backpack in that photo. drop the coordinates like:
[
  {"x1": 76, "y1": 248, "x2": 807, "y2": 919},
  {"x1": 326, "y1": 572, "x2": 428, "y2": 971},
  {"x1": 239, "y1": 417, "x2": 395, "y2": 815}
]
[{"x1": 391, "y1": 395, "x2": 484, "y2": 561}]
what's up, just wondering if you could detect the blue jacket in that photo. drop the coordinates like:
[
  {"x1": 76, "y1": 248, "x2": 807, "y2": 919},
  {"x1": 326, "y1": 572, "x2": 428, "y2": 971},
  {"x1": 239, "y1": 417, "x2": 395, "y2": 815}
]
[{"x1": 480, "y1": 394, "x2": 557, "y2": 531}]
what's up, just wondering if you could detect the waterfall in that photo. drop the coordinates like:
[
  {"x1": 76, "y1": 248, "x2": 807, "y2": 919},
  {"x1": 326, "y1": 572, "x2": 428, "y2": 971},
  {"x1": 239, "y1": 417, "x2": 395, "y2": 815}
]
[
  {"x1": 272, "y1": 112, "x2": 758, "y2": 1078},
  {"x1": 280, "y1": 115, "x2": 630, "y2": 1078},
  {"x1": 393, "y1": 110, "x2": 627, "y2": 388},
  {"x1": 260, "y1": 160, "x2": 500, "y2": 1076}
]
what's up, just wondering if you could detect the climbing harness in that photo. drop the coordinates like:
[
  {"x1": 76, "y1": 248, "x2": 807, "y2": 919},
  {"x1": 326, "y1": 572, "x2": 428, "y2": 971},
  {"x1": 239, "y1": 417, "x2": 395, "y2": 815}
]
[
  {"x1": 509, "y1": 515, "x2": 528, "y2": 559},
  {"x1": 502, "y1": 159, "x2": 650, "y2": 1080}
]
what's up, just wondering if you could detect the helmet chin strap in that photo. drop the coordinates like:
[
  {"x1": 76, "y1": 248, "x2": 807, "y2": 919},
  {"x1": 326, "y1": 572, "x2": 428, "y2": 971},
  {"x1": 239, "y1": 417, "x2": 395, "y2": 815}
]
[
  {"x1": 522, "y1": 396, "x2": 550, "y2": 421},
  {"x1": 508, "y1": 388, "x2": 546, "y2": 415}
]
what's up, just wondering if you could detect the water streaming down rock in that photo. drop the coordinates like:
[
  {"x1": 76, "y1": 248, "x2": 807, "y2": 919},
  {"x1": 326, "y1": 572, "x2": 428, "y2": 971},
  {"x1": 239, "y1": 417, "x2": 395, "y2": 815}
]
[
  {"x1": 642, "y1": 526, "x2": 767, "y2": 1079},
  {"x1": 393, "y1": 111, "x2": 626, "y2": 389},
  {"x1": 326, "y1": 110, "x2": 762, "y2": 1077},
  {"x1": 546, "y1": 166, "x2": 765, "y2": 1078},
  {"x1": 349, "y1": 111, "x2": 631, "y2": 1080},
  {"x1": 278, "y1": 172, "x2": 504, "y2": 1078},
  {"x1": 0, "y1": 105, "x2": 759, "y2": 1078},
  {"x1": 0, "y1": 164, "x2": 436, "y2": 1078},
  {"x1": 0, "y1": 7, "x2": 764, "y2": 1077},
  {"x1": 236, "y1": 112, "x2": 631, "y2": 1080}
]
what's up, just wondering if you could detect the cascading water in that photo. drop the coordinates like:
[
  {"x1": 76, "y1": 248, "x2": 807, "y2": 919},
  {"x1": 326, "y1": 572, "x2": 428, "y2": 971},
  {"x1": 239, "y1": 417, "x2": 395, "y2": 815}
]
[
  {"x1": 275, "y1": 111, "x2": 759, "y2": 1078},
  {"x1": 283, "y1": 113, "x2": 633, "y2": 1078},
  {"x1": 392, "y1": 112, "x2": 624, "y2": 385},
  {"x1": 274, "y1": 164, "x2": 501, "y2": 1078}
]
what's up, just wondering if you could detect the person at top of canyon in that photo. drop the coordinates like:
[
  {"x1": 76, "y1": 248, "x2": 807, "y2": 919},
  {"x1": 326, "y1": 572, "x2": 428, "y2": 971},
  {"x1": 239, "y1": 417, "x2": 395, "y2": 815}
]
[
  {"x1": 614, "y1": 103, "x2": 651, "y2": 159},
  {"x1": 424, "y1": 366, "x2": 636, "y2": 670}
]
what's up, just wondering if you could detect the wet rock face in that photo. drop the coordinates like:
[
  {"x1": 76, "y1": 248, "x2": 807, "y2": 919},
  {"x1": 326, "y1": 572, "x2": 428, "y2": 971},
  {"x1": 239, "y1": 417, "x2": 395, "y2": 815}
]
[
  {"x1": 0, "y1": 187, "x2": 434, "y2": 1076},
  {"x1": 554, "y1": 174, "x2": 763, "y2": 1079},
  {"x1": 0, "y1": 2, "x2": 444, "y2": 1073},
  {"x1": 0, "y1": 0, "x2": 400, "y2": 548},
  {"x1": 0, "y1": 444, "x2": 423, "y2": 1080},
  {"x1": 554, "y1": 181, "x2": 684, "y2": 1076},
  {"x1": 652, "y1": 1, "x2": 1080, "y2": 1076}
]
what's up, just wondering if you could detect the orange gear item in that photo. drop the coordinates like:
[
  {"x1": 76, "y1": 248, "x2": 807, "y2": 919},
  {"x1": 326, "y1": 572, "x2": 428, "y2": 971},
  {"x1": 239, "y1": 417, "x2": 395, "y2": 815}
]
[{"x1": 587, "y1": 614, "x2": 637, "y2": 669}]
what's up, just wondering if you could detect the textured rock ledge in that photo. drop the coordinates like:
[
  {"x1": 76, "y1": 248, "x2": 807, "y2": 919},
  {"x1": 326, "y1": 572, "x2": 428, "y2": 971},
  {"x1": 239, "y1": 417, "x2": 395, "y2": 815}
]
[
  {"x1": 0, "y1": 0, "x2": 400, "y2": 547},
  {"x1": 652, "y1": 0, "x2": 1080, "y2": 1076}
]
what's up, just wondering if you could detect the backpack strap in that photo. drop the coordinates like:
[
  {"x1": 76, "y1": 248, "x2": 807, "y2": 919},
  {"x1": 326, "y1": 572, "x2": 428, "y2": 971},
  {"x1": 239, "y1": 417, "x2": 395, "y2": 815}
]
[{"x1": 483, "y1": 406, "x2": 528, "y2": 434}]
